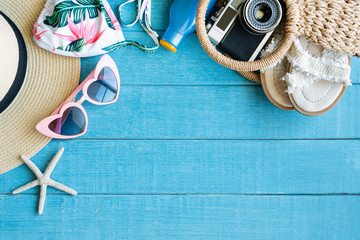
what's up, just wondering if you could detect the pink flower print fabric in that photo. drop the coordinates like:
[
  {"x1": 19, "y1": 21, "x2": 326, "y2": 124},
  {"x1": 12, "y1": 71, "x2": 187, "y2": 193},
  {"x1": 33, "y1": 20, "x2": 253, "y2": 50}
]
[
  {"x1": 54, "y1": 15, "x2": 106, "y2": 46},
  {"x1": 33, "y1": 0, "x2": 125, "y2": 57},
  {"x1": 33, "y1": 21, "x2": 47, "y2": 40}
]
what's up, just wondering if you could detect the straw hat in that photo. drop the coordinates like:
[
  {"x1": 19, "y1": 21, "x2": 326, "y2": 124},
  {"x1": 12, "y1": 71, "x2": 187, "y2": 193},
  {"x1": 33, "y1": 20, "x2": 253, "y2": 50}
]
[{"x1": 0, "y1": 0, "x2": 80, "y2": 174}]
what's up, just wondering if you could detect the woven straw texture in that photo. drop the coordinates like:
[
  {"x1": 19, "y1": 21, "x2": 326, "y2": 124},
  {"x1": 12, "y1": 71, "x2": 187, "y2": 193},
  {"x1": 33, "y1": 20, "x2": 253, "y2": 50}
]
[
  {"x1": 0, "y1": 0, "x2": 80, "y2": 174},
  {"x1": 196, "y1": 0, "x2": 360, "y2": 82},
  {"x1": 299, "y1": 0, "x2": 360, "y2": 57}
]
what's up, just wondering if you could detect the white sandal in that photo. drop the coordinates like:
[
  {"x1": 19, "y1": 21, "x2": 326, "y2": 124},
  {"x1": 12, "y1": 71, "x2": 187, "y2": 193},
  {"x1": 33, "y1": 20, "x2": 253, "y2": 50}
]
[
  {"x1": 261, "y1": 57, "x2": 294, "y2": 111},
  {"x1": 260, "y1": 29, "x2": 294, "y2": 111},
  {"x1": 284, "y1": 36, "x2": 351, "y2": 116}
]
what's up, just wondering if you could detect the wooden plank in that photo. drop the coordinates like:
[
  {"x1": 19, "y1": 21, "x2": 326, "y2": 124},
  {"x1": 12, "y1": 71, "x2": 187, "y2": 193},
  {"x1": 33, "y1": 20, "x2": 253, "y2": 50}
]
[
  {"x1": 0, "y1": 195, "x2": 359, "y2": 239},
  {"x1": 351, "y1": 56, "x2": 360, "y2": 84},
  {"x1": 2, "y1": 140, "x2": 359, "y2": 194},
  {"x1": 55, "y1": 85, "x2": 360, "y2": 139},
  {"x1": 81, "y1": 34, "x2": 250, "y2": 85},
  {"x1": 85, "y1": 0, "x2": 360, "y2": 85},
  {"x1": 81, "y1": 34, "x2": 360, "y2": 85}
]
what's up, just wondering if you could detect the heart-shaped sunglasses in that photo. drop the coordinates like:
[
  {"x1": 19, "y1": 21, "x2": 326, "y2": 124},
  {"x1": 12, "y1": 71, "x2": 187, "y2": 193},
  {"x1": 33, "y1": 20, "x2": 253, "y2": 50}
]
[{"x1": 36, "y1": 54, "x2": 120, "y2": 139}]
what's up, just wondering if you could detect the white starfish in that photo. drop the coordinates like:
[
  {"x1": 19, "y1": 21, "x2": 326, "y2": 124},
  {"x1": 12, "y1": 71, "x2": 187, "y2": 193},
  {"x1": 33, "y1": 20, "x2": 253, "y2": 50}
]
[{"x1": 12, "y1": 147, "x2": 77, "y2": 214}]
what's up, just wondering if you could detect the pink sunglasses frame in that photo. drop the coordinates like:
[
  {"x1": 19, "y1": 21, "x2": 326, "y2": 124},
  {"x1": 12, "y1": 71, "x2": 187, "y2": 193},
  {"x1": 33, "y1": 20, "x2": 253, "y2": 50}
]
[{"x1": 36, "y1": 54, "x2": 120, "y2": 139}]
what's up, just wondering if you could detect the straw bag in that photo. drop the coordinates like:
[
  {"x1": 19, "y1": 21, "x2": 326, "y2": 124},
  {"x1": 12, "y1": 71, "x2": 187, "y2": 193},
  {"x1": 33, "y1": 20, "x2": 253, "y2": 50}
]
[{"x1": 196, "y1": 0, "x2": 360, "y2": 82}]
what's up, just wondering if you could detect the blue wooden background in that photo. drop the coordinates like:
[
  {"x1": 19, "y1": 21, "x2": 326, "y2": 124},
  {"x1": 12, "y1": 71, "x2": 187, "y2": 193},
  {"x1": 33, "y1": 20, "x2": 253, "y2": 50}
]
[{"x1": 1, "y1": 0, "x2": 360, "y2": 239}]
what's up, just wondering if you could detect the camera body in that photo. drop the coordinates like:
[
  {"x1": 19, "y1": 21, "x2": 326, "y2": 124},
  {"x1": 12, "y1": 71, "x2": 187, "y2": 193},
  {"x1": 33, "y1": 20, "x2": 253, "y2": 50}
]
[{"x1": 207, "y1": 0, "x2": 283, "y2": 61}]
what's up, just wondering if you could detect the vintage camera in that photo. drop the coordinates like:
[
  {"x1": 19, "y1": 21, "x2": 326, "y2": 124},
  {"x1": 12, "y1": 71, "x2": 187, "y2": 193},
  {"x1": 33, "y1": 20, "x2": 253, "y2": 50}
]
[{"x1": 207, "y1": 0, "x2": 283, "y2": 61}]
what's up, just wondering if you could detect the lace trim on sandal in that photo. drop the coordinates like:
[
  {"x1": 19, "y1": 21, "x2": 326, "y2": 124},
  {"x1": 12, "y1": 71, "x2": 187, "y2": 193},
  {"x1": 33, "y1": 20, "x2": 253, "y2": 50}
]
[{"x1": 283, "y1": 36, "x2": 351, "y2": 93}]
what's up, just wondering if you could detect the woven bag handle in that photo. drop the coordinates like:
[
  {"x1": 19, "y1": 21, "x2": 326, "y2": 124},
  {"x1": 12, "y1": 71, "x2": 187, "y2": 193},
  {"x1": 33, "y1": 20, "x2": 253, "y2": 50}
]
[{"x1": 196, "y1": 0, "x2": 301, "y2": 82}]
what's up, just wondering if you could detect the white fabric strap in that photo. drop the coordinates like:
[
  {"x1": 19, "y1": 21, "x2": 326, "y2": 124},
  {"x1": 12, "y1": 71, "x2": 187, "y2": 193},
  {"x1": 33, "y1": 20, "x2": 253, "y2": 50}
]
[
  {"x1": 286, "y1": 37, "x2": 351, "y2": 83},
  {"x1": 282, "y1": 37, "x2": 352, "y2": 93},
  {"x1": 119, "y1": 0, "x2": 141, "y2": 27},
  {"x1": 118, "y1": 0, "x2": 159, "y2": 51}
]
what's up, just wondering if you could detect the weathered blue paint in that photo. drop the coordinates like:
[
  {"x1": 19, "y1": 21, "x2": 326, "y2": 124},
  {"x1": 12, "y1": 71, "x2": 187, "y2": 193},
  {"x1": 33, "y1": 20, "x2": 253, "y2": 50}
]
[{"x1": 0, "y1": 0, "x2": 359, "y2": 239}]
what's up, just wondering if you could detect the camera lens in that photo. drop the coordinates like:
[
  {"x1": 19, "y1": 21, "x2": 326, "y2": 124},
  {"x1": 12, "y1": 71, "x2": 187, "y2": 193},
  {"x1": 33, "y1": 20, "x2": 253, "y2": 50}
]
[
  {"x1": 254, "y1": 3, "x2": 272, "y2": 22},
  {"x1": 240, "y1": 0, "x2": 282, "y2": 34}
]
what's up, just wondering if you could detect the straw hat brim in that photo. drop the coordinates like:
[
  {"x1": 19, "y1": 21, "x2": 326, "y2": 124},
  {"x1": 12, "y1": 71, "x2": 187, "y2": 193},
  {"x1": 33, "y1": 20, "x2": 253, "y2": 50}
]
[{"x1": 0, "y1": 0, "x2": 80, "y2": 174}]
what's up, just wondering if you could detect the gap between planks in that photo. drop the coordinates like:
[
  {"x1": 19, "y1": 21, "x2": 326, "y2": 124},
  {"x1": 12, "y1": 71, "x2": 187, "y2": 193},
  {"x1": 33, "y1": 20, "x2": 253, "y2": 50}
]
[
  {"x1": 1, "y1": 193, "x2": 360, "y2": 196},
  {"x1": 67, "y1": 138, "x2": 360, "y2": 141}
]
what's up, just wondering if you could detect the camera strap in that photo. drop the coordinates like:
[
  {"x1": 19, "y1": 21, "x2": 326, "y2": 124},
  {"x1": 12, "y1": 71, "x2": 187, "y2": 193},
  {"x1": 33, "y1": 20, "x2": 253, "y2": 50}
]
[{"x1": 118, "y1": 0, "x2": 159, "y2": 53}]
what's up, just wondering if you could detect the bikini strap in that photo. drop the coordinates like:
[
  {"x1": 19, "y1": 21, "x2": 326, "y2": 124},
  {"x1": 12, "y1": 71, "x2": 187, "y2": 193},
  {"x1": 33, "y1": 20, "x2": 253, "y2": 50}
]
[{"x1": 117, "y1": 0, "x2": 159, "y2": 53}]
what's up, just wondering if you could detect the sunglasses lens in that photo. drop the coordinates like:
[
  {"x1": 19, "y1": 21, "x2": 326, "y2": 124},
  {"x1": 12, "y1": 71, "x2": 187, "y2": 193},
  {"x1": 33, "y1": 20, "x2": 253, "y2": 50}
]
[
  {"x1": 88, "y1": 67, "x2": 118, "y2": 103},
  {"x1": 48, "y1": 106, "x2": 85, "y2": 136}
]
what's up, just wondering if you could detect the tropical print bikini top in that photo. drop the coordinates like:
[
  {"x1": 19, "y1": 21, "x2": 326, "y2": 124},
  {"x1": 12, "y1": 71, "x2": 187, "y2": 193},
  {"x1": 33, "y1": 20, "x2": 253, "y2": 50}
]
[{"x1": 33, "y1": 0, "x2": 158, "y2": 57}]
